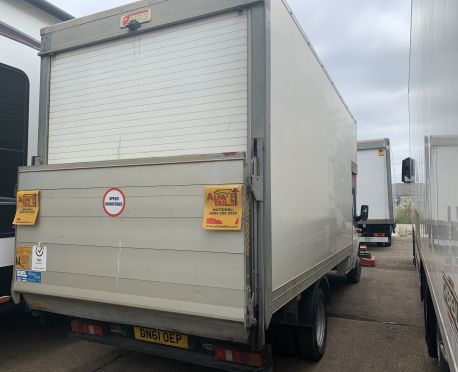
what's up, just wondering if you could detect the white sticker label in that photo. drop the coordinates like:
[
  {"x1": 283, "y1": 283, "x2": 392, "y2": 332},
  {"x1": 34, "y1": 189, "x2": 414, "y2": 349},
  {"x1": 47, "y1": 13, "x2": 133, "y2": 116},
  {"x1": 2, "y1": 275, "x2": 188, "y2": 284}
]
[
  {"x1": 120, "y1": 9, "x2": 152, "y2": 28},
  {"x1": 103, "y1": 188, "x2": 126, "y2": 217},
  {"x1": 31, "y1": 243, "x2": 47, "y2": 272}
]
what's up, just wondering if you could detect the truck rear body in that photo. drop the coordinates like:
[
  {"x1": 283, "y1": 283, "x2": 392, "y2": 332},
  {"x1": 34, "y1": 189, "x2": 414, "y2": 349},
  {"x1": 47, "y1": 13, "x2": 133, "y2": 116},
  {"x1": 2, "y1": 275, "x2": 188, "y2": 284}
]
[
  {"x1": 13, "y1": 0, "x2": 357, "y2": 369},
  {"x1": 357, "y1": 138, "x2": 395, "y2": 245}
]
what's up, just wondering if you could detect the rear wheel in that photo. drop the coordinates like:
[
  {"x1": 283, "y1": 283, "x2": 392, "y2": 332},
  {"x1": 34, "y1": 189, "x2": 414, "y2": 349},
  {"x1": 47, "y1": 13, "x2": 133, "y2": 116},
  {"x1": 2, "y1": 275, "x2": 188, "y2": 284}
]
[
  {"x1": 294, "y1": 288, "x2": 327, "y2": 361},
  {"x1": 437, "y1": 326, "x2": 450, "y2": 371},
  {"x1": 424, "y1": 289, "x2": 438, "y2": 358},
  {"x1": 346, "y1": 258, "x2": 361, "y2": 284},
  {"x1": 384, "y1": 234, "x2": 392, "y2": 247}
]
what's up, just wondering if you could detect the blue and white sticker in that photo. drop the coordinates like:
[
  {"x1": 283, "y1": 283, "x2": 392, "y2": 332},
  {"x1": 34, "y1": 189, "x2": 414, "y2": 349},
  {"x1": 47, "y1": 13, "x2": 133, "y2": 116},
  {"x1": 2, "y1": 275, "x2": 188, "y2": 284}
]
[{"x1": 16, "y1": 270, "x2": 41, "y2": 284}]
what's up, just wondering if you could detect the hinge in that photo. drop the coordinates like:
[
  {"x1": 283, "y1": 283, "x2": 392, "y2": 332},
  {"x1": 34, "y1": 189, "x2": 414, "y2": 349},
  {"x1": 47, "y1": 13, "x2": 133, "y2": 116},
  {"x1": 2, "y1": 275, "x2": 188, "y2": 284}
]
[
  {"x1": 246, "y1": 293, "x2": 257, "y2": 327},
  {"x1": 250, "y1": 138, "x2": 264, "y2": 201},
  {"x1": 250, "y1": 174, "x2": 263, "y2": 201}
]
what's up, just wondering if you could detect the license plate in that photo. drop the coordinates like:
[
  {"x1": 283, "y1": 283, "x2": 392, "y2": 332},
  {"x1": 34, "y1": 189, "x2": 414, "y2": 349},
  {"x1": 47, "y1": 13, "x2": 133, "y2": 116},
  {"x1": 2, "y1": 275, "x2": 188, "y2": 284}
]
[{"x1": 133, "y1": 327, "x2": 189, "y2": 349}]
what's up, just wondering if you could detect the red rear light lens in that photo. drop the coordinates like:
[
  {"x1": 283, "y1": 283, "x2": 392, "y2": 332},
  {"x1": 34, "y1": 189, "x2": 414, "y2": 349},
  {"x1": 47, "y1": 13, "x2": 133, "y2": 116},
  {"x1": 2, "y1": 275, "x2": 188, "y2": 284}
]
[
  {"x1": 71, "y1": 319, "x2": 106, "y2": 336},
  {"x1": 373, "y1": 233, "x2": 385, "y2": 237},
  {"x1": 214, "y1": 347, "x2": 264, "y2": 368}
]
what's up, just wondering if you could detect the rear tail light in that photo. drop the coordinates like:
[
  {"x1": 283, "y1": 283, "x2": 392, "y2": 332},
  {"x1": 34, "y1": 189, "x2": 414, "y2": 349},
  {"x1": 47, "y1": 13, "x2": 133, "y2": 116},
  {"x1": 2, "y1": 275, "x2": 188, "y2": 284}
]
[
  {"x1": 373, "y1": 233, "x2": 385, "y2": 237},
  {"x1": 71, "y1": 319, "x2": 106, "y2": 336},
  {"x1": 0, "y1": 296, "x2": 11, "y2": 304},
  {"x1": 214, "y1": 347, "x2": 264, "y2": 368}
]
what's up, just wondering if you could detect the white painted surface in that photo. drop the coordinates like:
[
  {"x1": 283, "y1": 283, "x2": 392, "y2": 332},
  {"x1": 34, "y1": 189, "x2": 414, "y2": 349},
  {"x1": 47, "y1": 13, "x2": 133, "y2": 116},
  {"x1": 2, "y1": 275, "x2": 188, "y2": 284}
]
[
  {"x1": 0, "y1": 0, "x2": 59, "y2": 40},
  {"x1": 48, "y1": 11, "x2": 248, "y2": 164},
  {"x1": 410, "y1": 0, "x2": 458, "y2": 368},
  {"x1": 0, "y1": 3, "x2": 62, "y2": 276},
  {"x1": 357, "y1": 148, "x2": 390, "y2": 220},
  {"x1": 270, "y1": 0, "x2": 356, "y2": 292},
  {"x1": 0, "y1": 1, "x2": 63, "y2": 165},
  {"x1": 0, "y1": 238, "x2": 14, "y2": 268}
]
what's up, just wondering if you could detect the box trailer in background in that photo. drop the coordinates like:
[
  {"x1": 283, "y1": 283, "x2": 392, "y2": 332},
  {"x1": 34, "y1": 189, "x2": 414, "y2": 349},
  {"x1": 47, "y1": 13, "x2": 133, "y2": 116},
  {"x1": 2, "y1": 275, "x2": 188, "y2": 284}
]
[
  {"x1": 0, "y1": 0, "x2": 72, "y2": 307},
  {"x1": 408, "y1": 0, "x2": 458, "y2": 370},
  {"x1": 357, "y1": 138, "x2": 395, "y2": 246},
  {"x1": 12, "y1": 0, "x2": 364, "y2": 369}
]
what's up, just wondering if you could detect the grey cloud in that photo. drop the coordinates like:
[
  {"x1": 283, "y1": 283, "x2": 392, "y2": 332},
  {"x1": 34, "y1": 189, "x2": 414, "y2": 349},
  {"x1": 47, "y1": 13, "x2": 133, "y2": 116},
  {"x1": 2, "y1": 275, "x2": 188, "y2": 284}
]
[{"x1": 287, "y1": 0, "x2": 411, "y2": 181}]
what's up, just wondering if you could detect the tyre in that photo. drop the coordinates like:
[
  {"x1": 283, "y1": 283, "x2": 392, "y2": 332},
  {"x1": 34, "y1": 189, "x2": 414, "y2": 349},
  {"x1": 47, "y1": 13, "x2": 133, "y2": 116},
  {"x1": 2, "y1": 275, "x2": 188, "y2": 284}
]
[
  {"x1": 437, "y1": 326, "x2": 450, "y2": 372},
  {"x1": 346, "y1": 258, "x2": 361, "y2": 284},
  {"x1": 385, "y1": 234, "x2": 392, "y2": 247},
  {"x1": 294, "y1": 288, "x2": 327, "y2": 361},
  {"x1": 424, "y1": 290, "x2": 438, "y2": 358}
]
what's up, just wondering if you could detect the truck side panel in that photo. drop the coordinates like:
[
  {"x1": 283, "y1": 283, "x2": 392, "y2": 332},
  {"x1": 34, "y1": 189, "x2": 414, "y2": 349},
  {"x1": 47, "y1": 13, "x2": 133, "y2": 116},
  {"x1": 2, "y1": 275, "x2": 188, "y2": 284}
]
[
  {"x1": 410, "y1": 0, "x2": 458, "y2": 369},
  {"x1": 270, "y1": 0, "x2": 356, "y2": 311}
]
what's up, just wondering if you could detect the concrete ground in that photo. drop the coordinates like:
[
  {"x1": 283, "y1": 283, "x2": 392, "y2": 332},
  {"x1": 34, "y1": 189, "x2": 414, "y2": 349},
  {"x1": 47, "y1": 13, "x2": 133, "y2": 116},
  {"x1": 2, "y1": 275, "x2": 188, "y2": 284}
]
[{"x1": 0, "y1": 236, "x2": 438, "y2": 371}]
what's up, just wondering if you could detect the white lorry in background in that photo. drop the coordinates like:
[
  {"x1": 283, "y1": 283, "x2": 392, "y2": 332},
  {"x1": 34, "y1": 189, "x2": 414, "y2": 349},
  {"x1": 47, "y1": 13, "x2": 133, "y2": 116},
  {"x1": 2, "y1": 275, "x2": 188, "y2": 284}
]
[
  {"x1": 11, "y1": 1, "x2": 366, "y2": 370},
  {"x1": 0, "y1": 0, "x2": 72, "y2": 308},
  {"x1": 357, "y1": 138, "x2": 395, "y2": 246},
  {"x1": 407, "y1": 0, "x2": 458, "y2": 370}
]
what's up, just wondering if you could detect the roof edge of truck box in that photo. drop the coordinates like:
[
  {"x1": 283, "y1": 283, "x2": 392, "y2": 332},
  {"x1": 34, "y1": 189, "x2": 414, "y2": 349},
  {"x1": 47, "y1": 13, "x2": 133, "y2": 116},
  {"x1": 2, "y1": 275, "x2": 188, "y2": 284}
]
[
  {"x1": 357, "y1": 138, "x2": 390, "y2": 151},
  {"x1": 39, "y1": 0, "x2": 264, "y2": 54}
]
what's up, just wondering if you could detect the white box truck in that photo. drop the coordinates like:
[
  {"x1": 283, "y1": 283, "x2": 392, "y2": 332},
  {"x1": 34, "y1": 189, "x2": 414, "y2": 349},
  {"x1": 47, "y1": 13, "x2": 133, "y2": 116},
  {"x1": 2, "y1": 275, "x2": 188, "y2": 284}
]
[
  {"x1": 408, "y1": 0, "x2": 458, "y2": 370},
  {"x1": 12, "y1": 0, "x2": 365, "y2": 369},
  {"x1": 0, "y1": 0, "x2": 71, "y2": 308},
  {"x1": 357, "y1": 138, "x2": 395, "y2": 246}
]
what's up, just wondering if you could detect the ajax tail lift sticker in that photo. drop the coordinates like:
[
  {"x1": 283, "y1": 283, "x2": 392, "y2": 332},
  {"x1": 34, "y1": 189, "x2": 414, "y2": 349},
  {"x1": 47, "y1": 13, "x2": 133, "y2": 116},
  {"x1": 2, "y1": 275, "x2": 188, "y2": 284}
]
[
  {"x1": 13, "y1": 190, "x2": 39, "y2": 225},
  {"x1": 203, "y1": 185, "x2": 243, "y2": 231}
]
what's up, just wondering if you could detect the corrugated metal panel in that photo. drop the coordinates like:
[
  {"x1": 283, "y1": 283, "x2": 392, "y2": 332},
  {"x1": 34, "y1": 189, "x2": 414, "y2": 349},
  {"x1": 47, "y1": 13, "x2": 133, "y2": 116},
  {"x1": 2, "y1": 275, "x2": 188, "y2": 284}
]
[
  {"x1": 47, "y1": 11, "x2": 248, "y2": 164},
  {"x1": 15, "y1": 159, "x2": 247, "y2": 322}
]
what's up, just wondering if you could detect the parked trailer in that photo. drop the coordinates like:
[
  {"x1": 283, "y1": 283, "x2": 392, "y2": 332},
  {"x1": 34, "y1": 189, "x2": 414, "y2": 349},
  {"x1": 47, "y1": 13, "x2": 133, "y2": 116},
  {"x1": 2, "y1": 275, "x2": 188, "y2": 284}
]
[
  {"x1": 12, "y1": 0, "x2": 364, "y2": 369},
  {"x1": 407, "y1": 0, "x2": 458, "y2": 370},
  {"x1": 357, "y1": 138, "x2": 395, "y2": 246},
  {"x1": 0, "y1": 0, "x2": 71, "y2": 308}
]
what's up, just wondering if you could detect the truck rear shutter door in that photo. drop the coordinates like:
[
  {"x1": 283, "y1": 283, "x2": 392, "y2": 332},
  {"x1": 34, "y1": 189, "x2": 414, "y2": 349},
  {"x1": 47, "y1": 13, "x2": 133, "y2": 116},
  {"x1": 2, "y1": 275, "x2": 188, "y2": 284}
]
[{"x1": 48, "y1": 11, "x2": 248, "y2": 164}]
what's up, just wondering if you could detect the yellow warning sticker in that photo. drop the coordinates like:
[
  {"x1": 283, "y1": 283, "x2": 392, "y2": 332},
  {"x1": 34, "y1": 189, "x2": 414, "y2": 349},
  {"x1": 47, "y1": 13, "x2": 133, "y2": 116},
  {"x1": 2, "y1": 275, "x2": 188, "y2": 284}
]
[
  {"x1": 203, "y1": 185, "x2": 243, "y2": 231},
  {"x1": 15, "y1": 247, "x2": 32, "y2": 269},
  {"x1": 13, "y1": 190, "x2": 40, "y2": 225},
  {"x1": 378, "y1": 148, "x2": 385, "y2": 156}
]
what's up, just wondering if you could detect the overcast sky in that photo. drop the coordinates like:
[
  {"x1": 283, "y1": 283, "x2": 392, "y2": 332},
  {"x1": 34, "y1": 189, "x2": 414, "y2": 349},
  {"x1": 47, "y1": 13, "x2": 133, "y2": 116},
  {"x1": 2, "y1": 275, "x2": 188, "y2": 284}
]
[{"x1": 49, "y1": 0, "x2": 411, "y2": 181}]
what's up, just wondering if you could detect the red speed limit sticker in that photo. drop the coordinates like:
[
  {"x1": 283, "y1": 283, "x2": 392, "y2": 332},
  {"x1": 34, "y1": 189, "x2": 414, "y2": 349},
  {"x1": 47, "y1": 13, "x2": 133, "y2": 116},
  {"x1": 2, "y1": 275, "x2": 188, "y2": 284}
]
[{"x1": 103, "y1": 188, "x2": 126, "y2": 217}]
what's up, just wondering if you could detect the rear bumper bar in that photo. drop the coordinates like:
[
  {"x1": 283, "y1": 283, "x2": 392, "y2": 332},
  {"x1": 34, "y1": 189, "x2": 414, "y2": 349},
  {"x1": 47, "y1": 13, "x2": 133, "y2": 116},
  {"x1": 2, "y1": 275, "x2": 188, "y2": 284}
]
[
  {"x1": 71, "y1": 332, "x2": 272, "y2": 372},
  {"x1": 359, "y1": 237, "x2": 389, "y2": 243}
]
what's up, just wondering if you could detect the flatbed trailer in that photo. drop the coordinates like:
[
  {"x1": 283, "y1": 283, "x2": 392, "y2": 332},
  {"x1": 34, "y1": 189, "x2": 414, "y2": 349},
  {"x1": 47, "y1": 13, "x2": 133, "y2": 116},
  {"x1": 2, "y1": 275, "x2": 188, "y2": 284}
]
[
  {"x1": 408, "y1": 0, "x2": 458, "y2": 370},
  {"x1": 12, "y1": 1, "x2": 364, "y2": 370}
]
